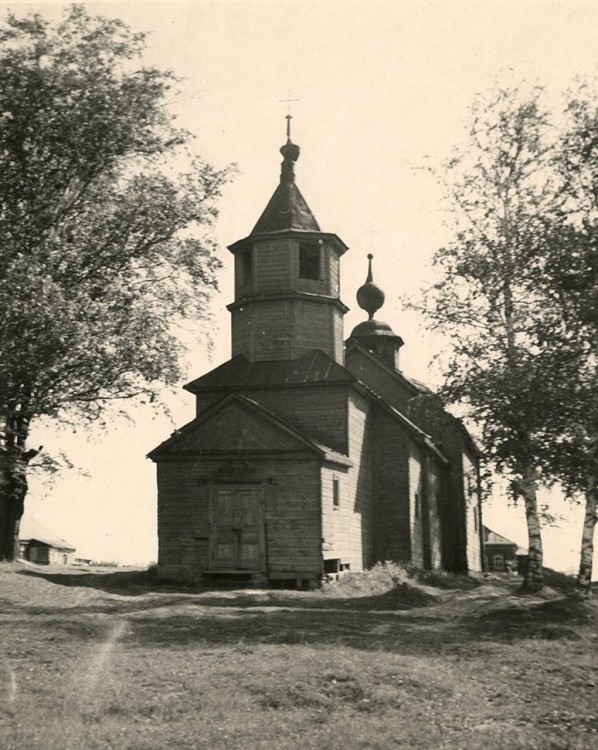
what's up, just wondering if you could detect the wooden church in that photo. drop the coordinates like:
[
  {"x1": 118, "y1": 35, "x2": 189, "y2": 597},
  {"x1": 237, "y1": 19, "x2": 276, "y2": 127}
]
[{"x1": 149, "y1": 126, "x2": 484, "y2": 586}]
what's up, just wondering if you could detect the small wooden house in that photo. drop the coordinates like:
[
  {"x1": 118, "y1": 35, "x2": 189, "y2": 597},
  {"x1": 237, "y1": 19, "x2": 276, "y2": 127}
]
[
  {"x1": 483, "y1": 527, "x2": 520, "y2": 572},
  {"x1": 150, "y1": 129, "x2": 485, "y2": 586},
  {"x1": 19, "y1": 519, "x2": 76, "y2": 566}
]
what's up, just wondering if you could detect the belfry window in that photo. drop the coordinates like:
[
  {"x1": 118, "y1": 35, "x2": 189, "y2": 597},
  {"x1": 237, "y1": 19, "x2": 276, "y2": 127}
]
[
  {"x1": 299, "y1": 242, "x2": 321, "y2": 280},
  {"x1": 241, "y1": 249, "x2": 253, "y2": 282}
]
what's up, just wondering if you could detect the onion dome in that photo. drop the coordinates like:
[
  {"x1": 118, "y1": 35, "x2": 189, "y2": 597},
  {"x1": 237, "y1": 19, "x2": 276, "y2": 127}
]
[
  {"x1": 356, "y1": 254, "x2": 385, "y2": 320},
  {"x1": 280, "y1": 139, "x2": 300, "y2": 182},
  {"x1": 349, "y1": 254, "x2": 404, "y2": 371}
]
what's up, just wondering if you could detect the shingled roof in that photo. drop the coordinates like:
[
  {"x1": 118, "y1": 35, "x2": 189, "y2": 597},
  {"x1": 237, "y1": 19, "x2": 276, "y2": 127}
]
[
  {"x1": 19, "y1": 517, "x2": 76, "y2": 551},
  {"x1": 251, "y1": 180, "x2": 320, "y2": 235},
  {"x1": 185, "y1": 349, "x2": 355, "y2": 393},
  {"x1": 250, "y1": 134, "x2": 320, "y2": 235}
]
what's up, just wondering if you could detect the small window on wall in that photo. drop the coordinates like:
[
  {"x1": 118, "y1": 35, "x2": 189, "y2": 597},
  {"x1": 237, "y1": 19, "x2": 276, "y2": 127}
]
[
  {"x1": 299, "y1": 242, "x2": 321, "y2": 280},
  {"x1": 241, "y1": 250, "x2": 253, "y2": 282},
  {"x1": 414, "y1": 492, "x2": 420, "y2": 518},
  {"x1": 493, "y1": 554, "x2": 505, "y2": 571},
  {"x1": 332, "y1": 478, "x2": 340, "y2": 509}
]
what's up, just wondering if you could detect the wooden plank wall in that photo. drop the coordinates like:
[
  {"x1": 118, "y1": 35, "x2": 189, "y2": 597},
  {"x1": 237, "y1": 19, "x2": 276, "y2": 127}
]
[
  {"x1": 193, "y1": 385, "x2": 350, "y2": 452},
  {"x1": 408, "y1": 443, "x2": 425, "y2": 568},
  {"x1": 255, "y1": 239, "x2": 292, "y2": 292},
  {"x1": 235, "y1": 238, "x2": 341, "y2": 299},
  {"x1": 251, "y1": 385, "x2": 349, "y2": 454},
  {"x1": 291, "y1": 242, "x2": 334, "y2": 297},
  {"x1": 172, "y1": 401, "x2": 306, "y2": 453},
  {"x1": 265, "y1": 460, "x2": 322, "y2": 576},
  {"x1": 439, "y1": 428, "x2": 468, "y2": 572},
  {"x1": 427, "y1": 460, "x2": 443, "y2": 569},
  {"x1": 370, "y1": 408, "x2": 411, "y2": 564},
  {"x1": 231, "y1": 300, "x2": 292, "y2": 361},
  {"x1": 345, "y1": 348, "x2": 414, "y2": 415},
  {"x1": 317, "y1": 392, "x2": 375, "y2": 574},
  {"x1": 157, "y1": 457, "x2": 322, "y2": 581},
  {"x1": 345, "y1": 392, "x2": 374, "y2": 570},
  {"x1": 348, "y1": 345, "x2": 482, "y2": 573},
  {"x1": 293, "y1": 299, "x2": 343, "y2": 363},
  {"x1": 157, "y1": 462, "x2": 210, "y2": 580},
  {"x1": 320, "y1": 463, "x2": 350, "y2": 564},
  {"x1": 234, "y1": 239, "x2": 292, "y2": 298},
  {"x1": 231, "y1": 298, "x2": 342, "y2": 363}
]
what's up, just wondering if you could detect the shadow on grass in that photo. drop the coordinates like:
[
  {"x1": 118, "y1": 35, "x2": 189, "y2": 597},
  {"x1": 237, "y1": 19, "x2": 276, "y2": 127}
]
[
  {"x1": 16, "y1": 567, "x2": 183, "y2": 596},
  {"x1": 14, "y1": 592, "x2": 591, "y2": 661},
  {"x1": 118, "y1": 596, "x2": 591, "y2": 653},
  {"x1": 15, "y1": 566, "x2": 441, "y2": 614},
  {"x1": 463, "y1": 596, "x2": 595, "y2": 642},
  {"x1": 14, "y1": 566, "x2": 595, "y2": 650},
  {"x1": 11, "y1": 585, "x2": 442, "y2": 620}
]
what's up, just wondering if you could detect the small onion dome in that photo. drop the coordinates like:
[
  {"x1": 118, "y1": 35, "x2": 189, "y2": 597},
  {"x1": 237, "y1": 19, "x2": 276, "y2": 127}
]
[
  {"x1": 280, "y1": 138, "x2": 300, "y2": 183},
  {"x1": 280, "y1": 139, "x2": 300, "y2": 163},
  {"x1": 356, "y1": 253, "x2": 385, "y2": 320}
]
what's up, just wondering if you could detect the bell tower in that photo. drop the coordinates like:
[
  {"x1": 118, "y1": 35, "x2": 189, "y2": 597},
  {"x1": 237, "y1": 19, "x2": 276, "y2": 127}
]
[{"x1": 227, "y1": 120, "x2": 348, "y2": 364}]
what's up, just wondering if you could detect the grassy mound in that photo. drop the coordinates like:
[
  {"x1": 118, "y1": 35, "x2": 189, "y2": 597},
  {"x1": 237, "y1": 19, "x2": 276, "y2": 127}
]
[{"x1": 321, "y1": 562, "x2": 441, "y2": 607}]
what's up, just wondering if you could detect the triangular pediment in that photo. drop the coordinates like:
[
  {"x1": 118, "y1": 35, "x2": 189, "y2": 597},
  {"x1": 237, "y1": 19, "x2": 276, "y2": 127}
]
[{"x1": 149, "y1": 395, "x2": 322, "y2": 459}]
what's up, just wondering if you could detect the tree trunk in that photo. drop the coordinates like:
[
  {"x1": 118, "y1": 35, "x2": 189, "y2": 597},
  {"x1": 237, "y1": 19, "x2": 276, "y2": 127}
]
[
  {"x1": 520, "y1": 463, "x2": 544, "y2": 592},
  {"x1": 577, "y1": 473, "x2": 597, "y2": 598},
  {"x1": 0, "y1": 454, "x2": 29, "y2": 561},
  {"x1": 0, "y1": 498, "x2": 23, "y2": 562},
  {"x1": 0, "y1": 410, "x2": 37, "y2": 562}
]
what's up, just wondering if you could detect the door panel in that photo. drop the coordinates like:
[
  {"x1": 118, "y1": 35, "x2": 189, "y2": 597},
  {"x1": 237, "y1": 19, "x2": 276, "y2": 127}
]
[{"x1": 210, "y1": 488, "x2": 264, "y2": 570}]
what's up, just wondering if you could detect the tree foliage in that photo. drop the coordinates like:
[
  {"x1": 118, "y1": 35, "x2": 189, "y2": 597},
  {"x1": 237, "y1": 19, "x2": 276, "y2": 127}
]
[
  {"x1": 0, "y1": 5, "x2": 232, "y2": 559},
  {"x1": 415, "y1": 83, "x2": 597, "y2": 592}
]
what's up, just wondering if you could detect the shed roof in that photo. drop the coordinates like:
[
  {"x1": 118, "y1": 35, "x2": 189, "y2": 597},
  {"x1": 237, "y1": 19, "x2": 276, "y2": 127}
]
[
  {"x1": 19, "y1": 517, "x2": 76, "y2": 551},
  {"x1": 483, "y1": 526, "x2": 518, "y2": 548}
]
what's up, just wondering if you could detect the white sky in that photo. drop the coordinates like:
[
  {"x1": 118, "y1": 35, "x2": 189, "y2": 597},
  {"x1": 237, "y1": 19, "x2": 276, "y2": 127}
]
[{"x1": 9, "y1": 0, "x2": 597, "y2": 573}]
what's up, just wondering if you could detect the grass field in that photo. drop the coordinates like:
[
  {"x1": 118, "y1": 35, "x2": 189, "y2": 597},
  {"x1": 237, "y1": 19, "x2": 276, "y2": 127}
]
[{"x1": 0, "y1": 563, "x2": 597, "y2": 750}]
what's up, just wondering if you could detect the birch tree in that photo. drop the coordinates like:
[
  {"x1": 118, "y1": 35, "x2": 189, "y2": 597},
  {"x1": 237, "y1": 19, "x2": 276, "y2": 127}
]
[
  {"x1": 538, "y1": 84, "x2": 598, "y2": 596},
  {"x1": 419, "y1": 82, "x2": 598, "y2": 593},
  {"x1": 417, "y1": 86, "x2": 557, "y2": 591}
]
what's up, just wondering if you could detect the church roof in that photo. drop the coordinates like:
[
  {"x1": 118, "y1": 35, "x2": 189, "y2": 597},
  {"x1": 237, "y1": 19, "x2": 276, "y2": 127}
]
[
  {"x1": 184, "y1": 347, "x2": 451, "y2": 462},
  {"x1": 148, "y1": 392, "x2": 352, "y2": 467},
  {"x1": 251, "y1": 180, "x2": 320, "y2": 235},
  {"x1": 185, "y1": 350, "x2": 355, "y2": 393},
  {"x1": 345, "y1": 339, "x2": 482, "y2": 457},
  {"x1": 250, "y1": 130, "x2": 321, "y2": 235}
]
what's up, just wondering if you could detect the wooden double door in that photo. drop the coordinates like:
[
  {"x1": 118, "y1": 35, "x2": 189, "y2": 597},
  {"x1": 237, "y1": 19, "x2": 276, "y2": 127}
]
[{"x1": 209, "y1": 487, "x2": 265, "y2": 571}]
